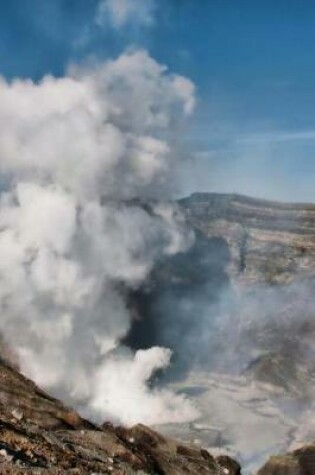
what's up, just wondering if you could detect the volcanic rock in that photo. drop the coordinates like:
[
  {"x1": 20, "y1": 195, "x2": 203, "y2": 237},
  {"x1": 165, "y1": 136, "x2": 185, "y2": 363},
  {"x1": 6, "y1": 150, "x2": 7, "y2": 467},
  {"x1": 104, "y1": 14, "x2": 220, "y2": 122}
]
[
  {"x1": 257, "y1": 444, "x2": 315, "y2": 475},
  {"x1": 0, "y1": 354, "x2": 240, "y2": 474}
]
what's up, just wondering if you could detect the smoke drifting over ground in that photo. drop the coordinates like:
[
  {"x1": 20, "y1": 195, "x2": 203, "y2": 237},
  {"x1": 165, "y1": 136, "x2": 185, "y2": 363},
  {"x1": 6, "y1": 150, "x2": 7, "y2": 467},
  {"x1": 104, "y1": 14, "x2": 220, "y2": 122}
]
[
  {"x1": 0, "y1": 49, "x2": 198, "y2": 426},
  {"x1": 127, "y1": 231, "x2": 315, "y2": 383},
  {"x1": 124, "y1": 224, "x2": 315, "y2": 472}
]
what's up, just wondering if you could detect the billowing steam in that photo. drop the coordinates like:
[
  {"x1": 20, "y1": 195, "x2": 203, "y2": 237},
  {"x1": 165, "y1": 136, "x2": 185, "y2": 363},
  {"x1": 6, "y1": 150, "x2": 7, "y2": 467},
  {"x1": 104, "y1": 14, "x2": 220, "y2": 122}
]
[{"x1": 0, "y1": 49, "x2": 198, "y2": 425}]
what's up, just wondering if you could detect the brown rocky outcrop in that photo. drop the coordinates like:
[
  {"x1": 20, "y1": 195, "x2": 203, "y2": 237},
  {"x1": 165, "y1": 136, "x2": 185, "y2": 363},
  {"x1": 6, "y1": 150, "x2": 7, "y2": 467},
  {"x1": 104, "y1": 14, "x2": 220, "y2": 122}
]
[
  {"x1": 257, "y1": 444, "x2": 315, "y2": 475},
  {"x1": 0, "y1": 355, "x2": 240, "y2": 474}
]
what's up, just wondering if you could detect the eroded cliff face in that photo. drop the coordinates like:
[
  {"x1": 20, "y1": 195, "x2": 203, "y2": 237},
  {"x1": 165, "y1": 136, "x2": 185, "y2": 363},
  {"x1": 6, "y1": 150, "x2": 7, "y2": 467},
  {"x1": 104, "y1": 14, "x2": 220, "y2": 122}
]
[
  {"x1": 128, "y1": 193, "x2": 315, "y2": 385},
  {"x1": 177, "y1": 193, "x2": 315, "y2": 392},
  {"x1": 178, "y1": 192, "x2": 315, "y2": 381},
  {"x1": 179, "y1": 192, "x2": 315, "y2": 284}
]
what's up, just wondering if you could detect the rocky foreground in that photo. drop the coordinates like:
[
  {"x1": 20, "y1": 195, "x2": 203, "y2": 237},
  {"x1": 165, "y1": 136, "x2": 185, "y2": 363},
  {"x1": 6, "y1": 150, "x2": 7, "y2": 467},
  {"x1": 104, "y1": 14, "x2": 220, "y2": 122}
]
[
  {"x1": 2, "y1": 329, "x2": 315, "y2": 475},
  {"x1": 3, "y1": 349, "x2": 315, "y2": 475},
  {"x1": 257, "y1": 444, "x2": 315, "y2": 474},
  {"x1": 0, "y1": 346, "x2": 241, "y2": 474}
]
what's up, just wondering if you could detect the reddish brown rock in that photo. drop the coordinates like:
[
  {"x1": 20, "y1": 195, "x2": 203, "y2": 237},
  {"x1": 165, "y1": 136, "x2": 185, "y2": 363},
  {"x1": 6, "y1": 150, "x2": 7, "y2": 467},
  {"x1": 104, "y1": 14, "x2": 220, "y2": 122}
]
[
  {"x1": 257, "y1": 444, "x2": 315, "y2": 475},
  {"x1": 0, "y1": 355, "x2": 240, "y2": 474}
]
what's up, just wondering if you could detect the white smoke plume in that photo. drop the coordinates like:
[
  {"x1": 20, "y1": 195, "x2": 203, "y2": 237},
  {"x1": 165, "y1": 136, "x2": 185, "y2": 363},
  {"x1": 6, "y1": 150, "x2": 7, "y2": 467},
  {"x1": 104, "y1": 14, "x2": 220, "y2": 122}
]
[{"x1": 0, "y1": 49, "x2": 198, "y2": 425}]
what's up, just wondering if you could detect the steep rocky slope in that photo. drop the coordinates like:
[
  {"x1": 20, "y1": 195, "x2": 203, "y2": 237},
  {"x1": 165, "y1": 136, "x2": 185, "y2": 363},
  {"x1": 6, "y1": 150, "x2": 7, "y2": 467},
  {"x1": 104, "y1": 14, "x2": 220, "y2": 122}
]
[
  {"x1": 178, "y1": 193, "x2": 315, "y2": 389},
  {"x1": 257, "y1": 444, "x2": 315, "y2": 474},
  {"x1": 0, "y1": 351, "x2": 240, "y2": 474}
]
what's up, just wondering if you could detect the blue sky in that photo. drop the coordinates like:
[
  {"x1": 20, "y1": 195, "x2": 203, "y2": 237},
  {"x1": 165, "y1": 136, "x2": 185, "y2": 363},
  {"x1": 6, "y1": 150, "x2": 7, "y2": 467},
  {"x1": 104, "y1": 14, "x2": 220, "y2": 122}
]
[{"x1": 1, "y1": 0, "x2": 315, "y2": 201}]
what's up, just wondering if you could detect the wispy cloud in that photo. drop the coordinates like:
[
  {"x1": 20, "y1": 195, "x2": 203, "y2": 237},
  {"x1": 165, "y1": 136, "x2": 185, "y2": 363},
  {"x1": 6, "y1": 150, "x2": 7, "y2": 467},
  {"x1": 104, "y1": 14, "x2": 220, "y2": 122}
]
[
  {"x1": 96, "y1": 0, "x2": 156, "y2": 30},
  {"x1": 236, "y1": 129, "x2": 315, "y2": 144}
]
